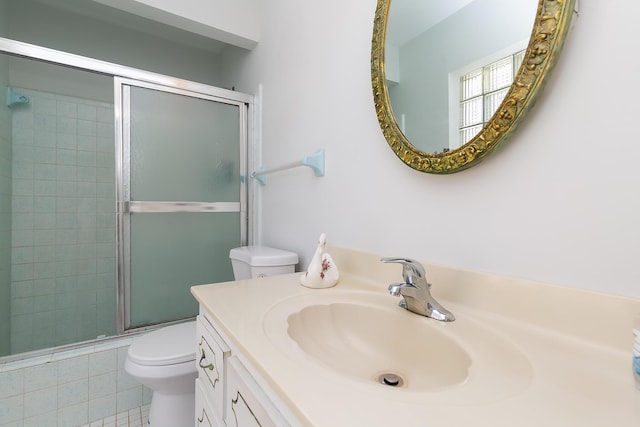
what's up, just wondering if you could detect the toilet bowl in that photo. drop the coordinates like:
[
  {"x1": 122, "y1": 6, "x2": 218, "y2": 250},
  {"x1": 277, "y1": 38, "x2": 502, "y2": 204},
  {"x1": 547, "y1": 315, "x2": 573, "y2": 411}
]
[
  {"x1": 124, "y1": 246, "x2": 298, "y2": 426},
  {"x1": 124, "y1": 321, "x2": 197, "y2": 427}
]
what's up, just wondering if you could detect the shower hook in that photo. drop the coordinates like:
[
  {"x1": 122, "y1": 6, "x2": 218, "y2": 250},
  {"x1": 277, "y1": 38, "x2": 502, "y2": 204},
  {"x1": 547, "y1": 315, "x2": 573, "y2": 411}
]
[{"x1": 6, "y1": 87, "x2": 30, "y2": 108}]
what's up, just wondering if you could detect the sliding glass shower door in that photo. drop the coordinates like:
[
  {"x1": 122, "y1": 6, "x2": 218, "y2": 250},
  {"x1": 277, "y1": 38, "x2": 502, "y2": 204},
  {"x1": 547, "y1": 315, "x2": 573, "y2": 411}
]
[{"x1": 116, "y1": 78, "x2": 247, "y2": 331}]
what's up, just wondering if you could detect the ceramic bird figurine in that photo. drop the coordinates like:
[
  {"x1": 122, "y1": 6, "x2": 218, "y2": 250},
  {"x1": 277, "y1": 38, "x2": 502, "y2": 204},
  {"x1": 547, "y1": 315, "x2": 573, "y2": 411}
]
[{"x1": 300, "y1": 233, "x2": 339, "y2": 289}]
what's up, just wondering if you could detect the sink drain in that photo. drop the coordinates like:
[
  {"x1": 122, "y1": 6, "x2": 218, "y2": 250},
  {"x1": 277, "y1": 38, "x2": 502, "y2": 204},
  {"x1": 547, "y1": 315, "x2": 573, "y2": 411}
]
[{"x1": 377, "y1": 372, "x2": 404, "y2": 387}]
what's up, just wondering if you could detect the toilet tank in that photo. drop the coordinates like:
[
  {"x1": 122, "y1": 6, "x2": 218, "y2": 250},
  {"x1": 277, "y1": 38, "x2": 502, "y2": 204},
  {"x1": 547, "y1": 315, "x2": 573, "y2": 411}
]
[{"x1": 229, "y1": 246, "x2": 298, "y2": 280}]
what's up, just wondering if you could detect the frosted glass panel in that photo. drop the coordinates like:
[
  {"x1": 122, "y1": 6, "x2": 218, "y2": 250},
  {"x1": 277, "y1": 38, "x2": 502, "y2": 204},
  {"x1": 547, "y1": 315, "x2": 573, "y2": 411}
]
[
  {"x1": 130, "y1": 87, "x2": 240, "y2": 202},
  {"x1": 122, "y1": 82, "x2": 246, "y2": 331},
  {"x1": 129, "y1": 212, "x2": 239, "y2": 328}
]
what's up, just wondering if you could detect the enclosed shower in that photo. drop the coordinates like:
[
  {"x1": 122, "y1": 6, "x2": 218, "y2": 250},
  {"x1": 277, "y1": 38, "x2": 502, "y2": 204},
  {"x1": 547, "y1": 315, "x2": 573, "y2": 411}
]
[{"x1": 0, "y1": 39, "x2": 251, "y2": 360}]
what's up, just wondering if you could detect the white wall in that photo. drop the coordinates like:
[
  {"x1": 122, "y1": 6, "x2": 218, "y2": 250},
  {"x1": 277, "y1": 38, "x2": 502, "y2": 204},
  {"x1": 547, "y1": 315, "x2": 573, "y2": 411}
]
[
  {"x1": 92, "y1": 0, "x2": 260, "y2": 49},
  {"x1": 6, "y1": 0, "x2": 227, "y2": 87},
  {"x1": 223, "y1": 0, "x2": 640, "y2": 298}
]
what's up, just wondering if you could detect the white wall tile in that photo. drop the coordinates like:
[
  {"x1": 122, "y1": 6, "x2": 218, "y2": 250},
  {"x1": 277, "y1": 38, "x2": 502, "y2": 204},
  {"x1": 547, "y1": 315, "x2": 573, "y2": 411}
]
[
  {"x1": 57, "y1": 401, "x2": 89, "y2": 426},
  {"x1": 23, "y1": 362, "x2": 56, "y2": 392},
  {"x1": 97, "y1": 107, "x2": 113, "y2": 124},
  {"x1": 77, "y1": 120, "x2": 97, "y2": 137},
  {"x1": 23, "y1": 386, "x2": 57, "y2": 418},
  {"x1": 35, "y1": 130, "x2": 56, "y2": 148},
  {"x1": 23, "y1": 411, "x2": 57, "y2": 427},
  {"x1": 77, "y1": 135, "x2": 97, "y2": 151},
  {"x1": 116, "y1": 368, "x2": 138, "y2": 393},
  {"x1": 89, "y1": 372, "x2": 116, "y2": 400},
  {"x1": 115, "y1": 386, "x2": 142, "y2": 413},
  {"x1": 57, "y1": 355, "x2": 89, "y2": 384},
  {"x1": 56, "y1": 100, "x2": 77, "y2": 119},
  {"x1": 0, "y1": 337, "x2": 144, "y2": 425},
  {"x1": 0, "y1": 394, "x2": 23, "y2": 424},
  {"x1": 142, "y1": 387, "x2": 152, "y2": 406},
  {"x1": 89, "y1": 394, "x2": 117, "y2": 422},
  {"x1": 34, "y1": 98, "x2": 56, "y2": 116},
  {"x1": 33, "y1": 163, "x2": 56, "y2": 181},
  {"x1": 0, "y1": 369, "x2": 24, "y2": 399},
  {"x1": 58, "y1": 378, "x2": 88, "y2": 408},
  {"x1": 90, "y1": 349, "x2": 117, "y2": 375}
]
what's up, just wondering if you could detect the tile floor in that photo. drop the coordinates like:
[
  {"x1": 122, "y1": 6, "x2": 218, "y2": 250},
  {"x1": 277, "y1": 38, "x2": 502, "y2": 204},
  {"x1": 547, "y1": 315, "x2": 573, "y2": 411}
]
[{"x1": 79, "y1": 405, "x2": 150, "y2": 427}]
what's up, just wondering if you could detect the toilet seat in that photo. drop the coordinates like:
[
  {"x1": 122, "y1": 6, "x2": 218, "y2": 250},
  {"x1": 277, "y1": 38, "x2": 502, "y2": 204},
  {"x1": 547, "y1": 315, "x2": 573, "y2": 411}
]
[{"x1": 128, "y1": 321, "x2": 196, "y2": 366}]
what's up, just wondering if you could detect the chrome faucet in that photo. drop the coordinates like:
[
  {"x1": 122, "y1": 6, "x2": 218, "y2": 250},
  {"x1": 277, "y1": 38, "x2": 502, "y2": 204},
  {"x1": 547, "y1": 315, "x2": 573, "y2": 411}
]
[{"x1": 380, "y1": 257, "x2": 455, "y2": 322}]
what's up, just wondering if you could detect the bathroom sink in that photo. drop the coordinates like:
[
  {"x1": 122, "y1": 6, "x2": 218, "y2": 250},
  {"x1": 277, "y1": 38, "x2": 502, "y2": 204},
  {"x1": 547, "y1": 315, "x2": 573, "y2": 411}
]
[
  {"x1": 263, "y1": 290, "x2": 533, "y2": 403},
  {"x1": 287, "y1": 302, "x2": 470, "y2": 391}
]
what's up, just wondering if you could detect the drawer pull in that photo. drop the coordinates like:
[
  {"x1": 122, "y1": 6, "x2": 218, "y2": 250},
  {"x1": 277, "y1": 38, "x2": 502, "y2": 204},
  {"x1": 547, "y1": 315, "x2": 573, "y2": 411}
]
[
  {"x1": 199, "y1": 348, "x2": 216, "y2": 371},
  {"x1": 231, "y1": 391, "x2": 262, "y2": 426},
  {"x1": 198, "y1": 337, "x2": 220, "y2": 388},
  {"x1": 197, "y1": 407, "x2": 212, "y2": 425}
]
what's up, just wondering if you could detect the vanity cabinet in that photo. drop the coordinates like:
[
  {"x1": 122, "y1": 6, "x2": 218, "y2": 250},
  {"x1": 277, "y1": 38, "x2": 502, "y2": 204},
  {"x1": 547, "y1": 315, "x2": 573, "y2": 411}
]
[{"x1": 195, "y1": 311, "x2": 292, "y2": 427}]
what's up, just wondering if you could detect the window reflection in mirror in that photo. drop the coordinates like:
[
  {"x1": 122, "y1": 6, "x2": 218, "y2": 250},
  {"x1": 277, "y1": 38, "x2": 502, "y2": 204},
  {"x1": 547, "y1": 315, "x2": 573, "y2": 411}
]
[
  {"x1": 453, "y1": 47, "x2": 526, "y2": 149},
  {"x1": 385, "y1": 0, "x2": 537, "y2": 154}
]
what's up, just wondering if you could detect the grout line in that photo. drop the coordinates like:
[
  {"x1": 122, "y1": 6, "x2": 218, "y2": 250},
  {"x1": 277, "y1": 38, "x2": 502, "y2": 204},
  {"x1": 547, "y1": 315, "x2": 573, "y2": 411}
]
[{"x1": 79, "y1": 404, "x2": 150, "y2": 427}]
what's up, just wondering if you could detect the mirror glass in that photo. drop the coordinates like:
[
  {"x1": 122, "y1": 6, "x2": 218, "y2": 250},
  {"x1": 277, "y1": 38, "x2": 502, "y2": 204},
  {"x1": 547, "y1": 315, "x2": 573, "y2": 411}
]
[
  {"x1": 386, "y1": 0, "x2": 537, "y2": 154},
  {"x1": 372, "y1": 0, "x2": 577, "y2": 173}
]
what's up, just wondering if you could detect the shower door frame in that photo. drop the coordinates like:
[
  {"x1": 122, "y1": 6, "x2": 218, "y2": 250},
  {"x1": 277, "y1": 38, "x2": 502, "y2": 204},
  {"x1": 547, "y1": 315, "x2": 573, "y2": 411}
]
[
  {"x1": 115, "y1": 77, "x2": 250, "y2": 334},
  {"x1": 0, "y1": 37, "x2": 257, "y2": 354}
]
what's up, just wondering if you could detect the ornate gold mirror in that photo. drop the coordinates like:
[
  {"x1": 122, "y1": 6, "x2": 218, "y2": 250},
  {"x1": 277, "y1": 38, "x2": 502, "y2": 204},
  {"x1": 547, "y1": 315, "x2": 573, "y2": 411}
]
[{"x1": 372, "y1": 0, "x2": 576, "y2": 174}]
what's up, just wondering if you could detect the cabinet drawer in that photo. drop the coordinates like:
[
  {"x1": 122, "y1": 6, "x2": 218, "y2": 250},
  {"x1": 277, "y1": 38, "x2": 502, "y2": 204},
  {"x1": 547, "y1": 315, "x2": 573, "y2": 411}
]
[
  {"x1": 226, "y1": 357, "x2": 288, "y2": 427},
  {"x1": 197, "y1": 315, "x2": 231, "y2": 419}
]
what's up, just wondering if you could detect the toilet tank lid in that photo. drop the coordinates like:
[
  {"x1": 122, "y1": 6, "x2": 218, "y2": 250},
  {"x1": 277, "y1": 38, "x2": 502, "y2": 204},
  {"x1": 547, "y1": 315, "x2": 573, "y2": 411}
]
[
  {"x1": 128, "y1": 321, "x2": 196, "y2": 366},
  {"x1": 229, "y1": 246, "x2": 298, "y2": 266}
]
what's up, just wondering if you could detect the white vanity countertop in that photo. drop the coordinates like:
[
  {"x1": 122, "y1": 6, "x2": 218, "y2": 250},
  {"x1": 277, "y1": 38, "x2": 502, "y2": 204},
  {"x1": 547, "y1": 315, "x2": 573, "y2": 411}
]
[{"x1": 191, "y1": 247, "x2": 640, "y2": 427}]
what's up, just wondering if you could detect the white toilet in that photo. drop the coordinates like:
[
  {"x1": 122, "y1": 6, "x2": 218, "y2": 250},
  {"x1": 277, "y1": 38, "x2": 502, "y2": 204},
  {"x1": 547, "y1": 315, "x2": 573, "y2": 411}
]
[
  {"x1": 229, "y1": 245, "x2": 298, "y2": 279},
  {"x1": 124, "y1": 246, "x2": 298, "y2": 427},
  {"x1": 124, "y1": 321, "x2": 197, "y2": 427}
]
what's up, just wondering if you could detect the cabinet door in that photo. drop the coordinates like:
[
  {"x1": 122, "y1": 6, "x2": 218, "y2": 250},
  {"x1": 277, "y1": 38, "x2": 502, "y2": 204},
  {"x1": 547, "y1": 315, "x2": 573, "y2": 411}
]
[
  {"x1": 226, "y1": 357, "x2": 288, "y2": 427},
  {"x1": 197, "y1": 315, "x2": 231, "y2": 419},
  {"x1": 196, "y1": 379, "x2": 224, "y2": 427}
]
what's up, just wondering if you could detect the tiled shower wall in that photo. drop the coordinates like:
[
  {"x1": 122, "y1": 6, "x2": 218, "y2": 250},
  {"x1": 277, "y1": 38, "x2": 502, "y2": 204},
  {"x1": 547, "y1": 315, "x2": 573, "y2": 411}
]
[
  {"x1": 2, "y1": 88, "x2": 149, "y2": 426},
  {"x1": 0, "y1": 338, "x2": 152, "y2": 426},
  {"x1": 10, "y1": 88, "x2": 117, "y2": 354}
]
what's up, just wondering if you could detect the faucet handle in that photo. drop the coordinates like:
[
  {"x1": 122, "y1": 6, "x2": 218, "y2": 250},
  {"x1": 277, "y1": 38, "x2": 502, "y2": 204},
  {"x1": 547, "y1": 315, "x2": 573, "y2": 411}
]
[
  {"x1": 380, "y1": 257, "x2": 426, "y2": 286},
  {"x1": 387, "y1": 282, "x2": 407, "y2": 296}
]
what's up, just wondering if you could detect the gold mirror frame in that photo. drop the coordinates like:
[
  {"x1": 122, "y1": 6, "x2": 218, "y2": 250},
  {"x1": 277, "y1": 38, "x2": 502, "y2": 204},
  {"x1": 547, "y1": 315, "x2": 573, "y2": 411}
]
[{"x1": 372, "y1": 0, "x2": 576, "y2": 174}]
